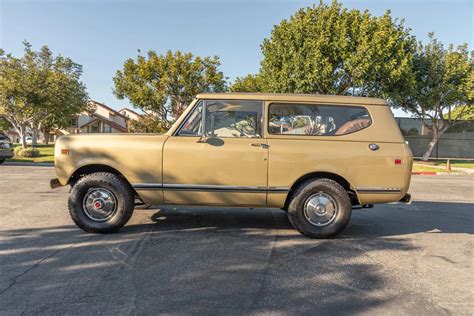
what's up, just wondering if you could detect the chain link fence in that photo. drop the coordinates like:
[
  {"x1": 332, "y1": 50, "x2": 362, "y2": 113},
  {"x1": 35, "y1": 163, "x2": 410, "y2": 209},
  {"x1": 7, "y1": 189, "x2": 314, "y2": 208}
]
[
  {"x1": 395, "y1": 117, "x2": 474, "y2": 159},
  {"x1": 405, "y1": 133, "x2": 474, "y2": 159}
]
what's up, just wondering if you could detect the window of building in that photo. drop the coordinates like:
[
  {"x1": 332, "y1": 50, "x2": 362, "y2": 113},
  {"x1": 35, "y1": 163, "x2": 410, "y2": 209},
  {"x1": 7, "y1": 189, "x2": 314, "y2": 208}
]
[
  {"x1": 268, "y1": 103, "x2": 371, "y2": 136},
  {"x1": 91, "y1": 123, "x2": 100, "y2": 133},
  {"x1": 70, "y1": 117, "x2": 78, "y2": 127}
]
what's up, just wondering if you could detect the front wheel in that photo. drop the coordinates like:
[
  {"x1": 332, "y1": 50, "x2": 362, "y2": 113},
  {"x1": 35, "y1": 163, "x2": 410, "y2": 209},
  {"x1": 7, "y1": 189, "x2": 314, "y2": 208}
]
[
  {"x1": 68, "y1": 172, "x2": 135, "y2": 233},
  {"x1": 0, "y1": 159, "x2": 5, "y2": 165},
  {"x1": 287, "y1": 178, "x2": 352, "y2": 238}
]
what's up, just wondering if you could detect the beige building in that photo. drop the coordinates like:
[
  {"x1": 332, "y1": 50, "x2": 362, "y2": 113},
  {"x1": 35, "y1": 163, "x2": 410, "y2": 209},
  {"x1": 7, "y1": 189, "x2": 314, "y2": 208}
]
[
  {"x1": 69, "y1": 101, "x2": 129, "y2": 134},
  {"x1": 47, "y1": 101, "x2": 137, "y2": 143},
  {"x1": 3, "y1": 101, "x2": 142, "y2": 143}
]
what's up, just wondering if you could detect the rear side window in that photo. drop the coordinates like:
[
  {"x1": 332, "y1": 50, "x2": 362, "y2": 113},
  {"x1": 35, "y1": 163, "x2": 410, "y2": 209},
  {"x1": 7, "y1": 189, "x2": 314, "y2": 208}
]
[{"x1": 268, "y1": 103, "x2": 371, "y2": 136}]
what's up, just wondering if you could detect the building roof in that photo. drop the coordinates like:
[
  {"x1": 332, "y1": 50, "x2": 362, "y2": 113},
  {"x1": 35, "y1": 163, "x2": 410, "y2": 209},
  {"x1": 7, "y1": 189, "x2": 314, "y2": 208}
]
[
  {"x1": 118, "y1": 107, "x2": 142, "y2": 117},
  {"x1": 89, "y1": 100, "x2": 129, "y2": 120},
  {"x1": 195, "y1": 93, "x2": 387, "y2": 106}
]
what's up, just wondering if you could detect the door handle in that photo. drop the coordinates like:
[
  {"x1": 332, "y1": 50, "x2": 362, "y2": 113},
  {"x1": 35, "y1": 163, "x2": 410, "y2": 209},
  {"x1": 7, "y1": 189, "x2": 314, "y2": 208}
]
[{"x1": 250, "y1": 143, "x2": 269, "y2": 149}]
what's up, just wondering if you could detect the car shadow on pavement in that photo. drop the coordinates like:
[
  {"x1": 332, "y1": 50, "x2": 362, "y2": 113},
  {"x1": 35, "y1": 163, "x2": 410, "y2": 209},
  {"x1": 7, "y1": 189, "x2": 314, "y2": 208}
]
[
  {"x1": 123, "y1": 200, "x2": 474, "y2": 237},
  {"x1": 0, "y1": 200, "x2": 472, "y2": 314}
]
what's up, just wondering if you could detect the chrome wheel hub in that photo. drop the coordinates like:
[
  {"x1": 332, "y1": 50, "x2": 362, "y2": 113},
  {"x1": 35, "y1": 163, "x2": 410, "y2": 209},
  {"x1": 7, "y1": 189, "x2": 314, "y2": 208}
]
[
  {"x1": 303, "y1": 192, "x2": 338, "y2": 227},
  {"x1": 82, "y1": 188, "x2": 117, "y2": 222}
]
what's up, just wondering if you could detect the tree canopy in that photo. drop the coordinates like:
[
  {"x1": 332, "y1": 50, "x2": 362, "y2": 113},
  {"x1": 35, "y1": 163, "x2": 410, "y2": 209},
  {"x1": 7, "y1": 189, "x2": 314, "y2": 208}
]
[
  {"x1": 230, "y1": 74, "x2": 264, "y2": 92},
  {"x1": 113, "y1": 50, "x2": 227, "y2": 128},
  {"x1": 0, "y1": 42, "x2": 89, "y2": 147},
  {"x1": 447, "y1": 105, "x2": 474, "y2": 121},
  {"x1": 392, "y1": 34, "x2": 473, "y2": 160},
  {"x1": 258, "y1": 1, "x2": 416, "y2": 98},
  {"x1": 127, "y1": 114, "x2": 168, "y2": 134}
]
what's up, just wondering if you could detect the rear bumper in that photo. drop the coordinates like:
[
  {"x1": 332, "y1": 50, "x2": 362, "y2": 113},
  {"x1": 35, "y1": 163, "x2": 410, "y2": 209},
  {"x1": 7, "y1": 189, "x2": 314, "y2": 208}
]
[
  {"x1": 399, "y1": 193, "x2": 412, "y2": 204},
  {"x1": 0, "y1": 149, "x2": 14, "y2": 159}
]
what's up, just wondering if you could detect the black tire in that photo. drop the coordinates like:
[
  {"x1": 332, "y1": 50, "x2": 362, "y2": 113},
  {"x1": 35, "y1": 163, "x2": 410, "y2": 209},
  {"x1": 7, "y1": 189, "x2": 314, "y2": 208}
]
[
  {"x1": 68, "y1": 172, "x2": 135, "y2": 233},
  {"x1": 0, "y1": 159, "x2": 5, "y2": 164},
  {"x1": 287, "y1": 178, "x2": 352, "y2": 239}
]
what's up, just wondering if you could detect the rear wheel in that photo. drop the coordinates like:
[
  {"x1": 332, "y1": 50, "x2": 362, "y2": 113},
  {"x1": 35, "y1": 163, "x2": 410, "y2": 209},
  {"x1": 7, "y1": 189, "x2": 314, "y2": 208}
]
[
  {"x1": 68, "y1": 172, "x2": 135, "y2": 233},
  {"x1": 287, "y1": 178, "x2": 352, "y2": 238},
  {"x1": 0, "y1": 159, "x2": 5, "y2": 164}
]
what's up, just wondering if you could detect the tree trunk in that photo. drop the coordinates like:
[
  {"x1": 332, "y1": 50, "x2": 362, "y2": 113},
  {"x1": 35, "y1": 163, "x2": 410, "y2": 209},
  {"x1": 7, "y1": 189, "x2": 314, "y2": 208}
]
[
  {"x1": 421, "y1": 136, "x2": 439, "y2": 161},
  {"x1": 13, "y1": 123, "x2": 27, "y2": 148},
  {"x1": 40, "y1": 125, "x2": 51, "y2": 145},
  {"x1": 32, "y1": 127, "x2": 39, "y2": 147},
  {"x1": 421, "y1": 126, "x2": 449, "y2": 161},
  {"x1": 18, "y1": 125, "x2": 27, "y2": 149}
]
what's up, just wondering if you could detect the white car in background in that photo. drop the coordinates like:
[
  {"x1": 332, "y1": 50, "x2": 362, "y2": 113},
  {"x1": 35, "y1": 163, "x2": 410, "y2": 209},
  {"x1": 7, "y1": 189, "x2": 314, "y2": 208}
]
[{"x1": 0, "y1": 133, "x2": 14, "y2": 164}]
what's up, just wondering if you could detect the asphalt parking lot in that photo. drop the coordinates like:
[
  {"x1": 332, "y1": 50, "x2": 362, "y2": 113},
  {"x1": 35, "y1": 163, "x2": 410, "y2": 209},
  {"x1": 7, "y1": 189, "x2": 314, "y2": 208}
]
[{"x1": 0, "y1": 165, "x2": 473, "y2": 315}]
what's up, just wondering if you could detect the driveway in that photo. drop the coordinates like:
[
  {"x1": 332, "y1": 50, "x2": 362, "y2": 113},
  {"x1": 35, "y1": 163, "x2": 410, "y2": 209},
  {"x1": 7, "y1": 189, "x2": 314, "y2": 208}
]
[{"x1": 0, "y1": 165, "x2": 473, "y2": 315}]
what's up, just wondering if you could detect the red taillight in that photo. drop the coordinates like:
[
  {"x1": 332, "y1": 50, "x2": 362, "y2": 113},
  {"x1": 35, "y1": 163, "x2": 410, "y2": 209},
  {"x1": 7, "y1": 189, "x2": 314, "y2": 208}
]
[
  {"x1": 61, "y1": 149, "x2": 70, "y2": 155},
  {"x1": 395, "y1": 159, "x2": 402, "y2": 165}
]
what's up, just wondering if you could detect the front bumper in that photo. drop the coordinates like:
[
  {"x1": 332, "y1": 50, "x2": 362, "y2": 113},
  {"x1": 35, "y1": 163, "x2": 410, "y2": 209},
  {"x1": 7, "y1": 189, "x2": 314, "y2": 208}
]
[{"x1": 50, "y1": 178, "x2": 64, "y2": 189}]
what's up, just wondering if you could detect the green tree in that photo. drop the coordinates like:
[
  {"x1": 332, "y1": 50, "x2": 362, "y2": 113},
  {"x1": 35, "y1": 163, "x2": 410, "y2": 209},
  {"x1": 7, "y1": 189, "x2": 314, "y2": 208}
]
[
  {"x1": 0, "y1": 48, "x2": 31, "y2": 148},
  {"x1": 446, "y1": 105, "x2": 474, "y2": 120},
  {"x1": 113, "y1": 50, "x2": 227, "y2": 128},
  {"x1": 392, "y1": 34, "x2": 473, "y2": 160},
  {"x1": 33, "y1": 45, "x2": 91, "y2": 145},
  {"x1": 127, "y1": 114, "x2": 167, "y2": 134},
  {"x1": 0, "y1": 42, "x2": 89, "y2": 148},
  {"x1": 230, "y1": 74, "x2": 265, "y2": 92},
  {"x1": 0, "y1": 115, "x2": 12, "y2": 132},
  {"x1": 259, "y1": 1, "x2": 416, "y2": 98}
]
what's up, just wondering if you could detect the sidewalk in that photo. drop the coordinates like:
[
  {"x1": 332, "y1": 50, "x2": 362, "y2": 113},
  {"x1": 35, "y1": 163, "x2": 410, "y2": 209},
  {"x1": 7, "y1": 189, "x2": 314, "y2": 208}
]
[{"x1": 413, "y1": 163, "x2": 474, "y2": 175}]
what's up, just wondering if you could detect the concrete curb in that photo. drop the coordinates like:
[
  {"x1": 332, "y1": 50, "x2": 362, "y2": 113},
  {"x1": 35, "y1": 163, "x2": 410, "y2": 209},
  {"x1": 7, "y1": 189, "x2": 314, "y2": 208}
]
[{"x1": 412, "y1": 171, "x2": 467, "y2": 176}]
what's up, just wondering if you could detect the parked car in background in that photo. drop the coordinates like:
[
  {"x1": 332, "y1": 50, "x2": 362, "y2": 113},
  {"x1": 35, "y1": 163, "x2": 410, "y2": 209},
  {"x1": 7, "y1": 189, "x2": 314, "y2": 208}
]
[
  {"x1": 0, "y1": 132, "x2": 14, "y2": 164},
  {"x1": 51, "y1": 93, "x2": 413, "y2": 238}
]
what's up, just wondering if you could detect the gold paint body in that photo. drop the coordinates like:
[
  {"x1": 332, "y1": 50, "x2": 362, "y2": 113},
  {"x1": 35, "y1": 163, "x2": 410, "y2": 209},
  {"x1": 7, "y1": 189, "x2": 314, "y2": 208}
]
[{"x1": 55, "y1": 93, "x2": 412, "y2": 207}]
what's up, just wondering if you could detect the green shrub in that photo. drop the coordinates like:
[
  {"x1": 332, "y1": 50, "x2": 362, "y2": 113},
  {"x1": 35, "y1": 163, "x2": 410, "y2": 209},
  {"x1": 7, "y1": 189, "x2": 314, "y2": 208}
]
[
  {"x1": 16, "y1": 147, "x2": 40, "y2": 158},
  {"x1": 13, "y1": 146, "x2": 23, "y2": 156}
]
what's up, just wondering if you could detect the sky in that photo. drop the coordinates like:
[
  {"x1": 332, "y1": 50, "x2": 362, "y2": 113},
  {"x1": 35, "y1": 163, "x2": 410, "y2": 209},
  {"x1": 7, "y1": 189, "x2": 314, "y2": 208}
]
[{"x1": 1, "y1": 0, "x2": 473, "y2": 117}]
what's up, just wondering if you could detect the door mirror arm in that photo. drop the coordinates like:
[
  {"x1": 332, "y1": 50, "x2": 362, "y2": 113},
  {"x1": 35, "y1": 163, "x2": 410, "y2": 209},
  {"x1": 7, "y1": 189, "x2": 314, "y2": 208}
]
[{"x1": 197, "y1": 135, "x2": 209, "y2": 143}]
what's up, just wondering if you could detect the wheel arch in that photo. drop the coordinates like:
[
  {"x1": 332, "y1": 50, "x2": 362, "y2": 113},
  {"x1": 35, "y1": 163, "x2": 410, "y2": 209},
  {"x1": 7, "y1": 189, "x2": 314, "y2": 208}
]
[
  {"x1": 283, "y1": 171, "x2": 359, "y2": 209},
  {"x1": 68, "y1": 164, "x2": 133, "y2": 190}
]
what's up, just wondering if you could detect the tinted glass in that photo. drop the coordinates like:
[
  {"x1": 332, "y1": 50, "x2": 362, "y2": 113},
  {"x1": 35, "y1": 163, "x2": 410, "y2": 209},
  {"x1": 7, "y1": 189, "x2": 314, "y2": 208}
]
[
  {"x1": 205, "y1": 100, "x2": 263, "y2": 138},
  {"x1": 178, "y1": 101, "x2": 204, "y2": 136},
  {"x1": 268, "y1": 103, "x2": 371, "y2": 136}
]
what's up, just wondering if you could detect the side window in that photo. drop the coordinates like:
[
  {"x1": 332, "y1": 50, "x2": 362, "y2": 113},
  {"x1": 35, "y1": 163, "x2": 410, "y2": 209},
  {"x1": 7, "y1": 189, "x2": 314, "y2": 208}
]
[
  {"x1": 268, "y1": 103, "x2": 371, "y2": 136},
  {"x1": 178, "y1": 101, "x2": 204, "y2": 136},
  {"x1": 204, "y1": 100, "x2": 263, "y2": 138}
]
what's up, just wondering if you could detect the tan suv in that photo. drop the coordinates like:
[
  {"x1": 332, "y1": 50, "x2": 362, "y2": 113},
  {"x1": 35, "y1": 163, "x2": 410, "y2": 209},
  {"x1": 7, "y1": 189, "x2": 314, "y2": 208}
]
[{"x1": 52, "y1": 93, "x2": 412, "y2": 238}]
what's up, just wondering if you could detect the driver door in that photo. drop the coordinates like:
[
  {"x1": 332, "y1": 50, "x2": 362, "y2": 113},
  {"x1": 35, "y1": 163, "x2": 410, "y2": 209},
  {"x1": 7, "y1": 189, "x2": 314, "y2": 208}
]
[{"x1": 162, "y1": 100, "x2": 268, "y2": 206}]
